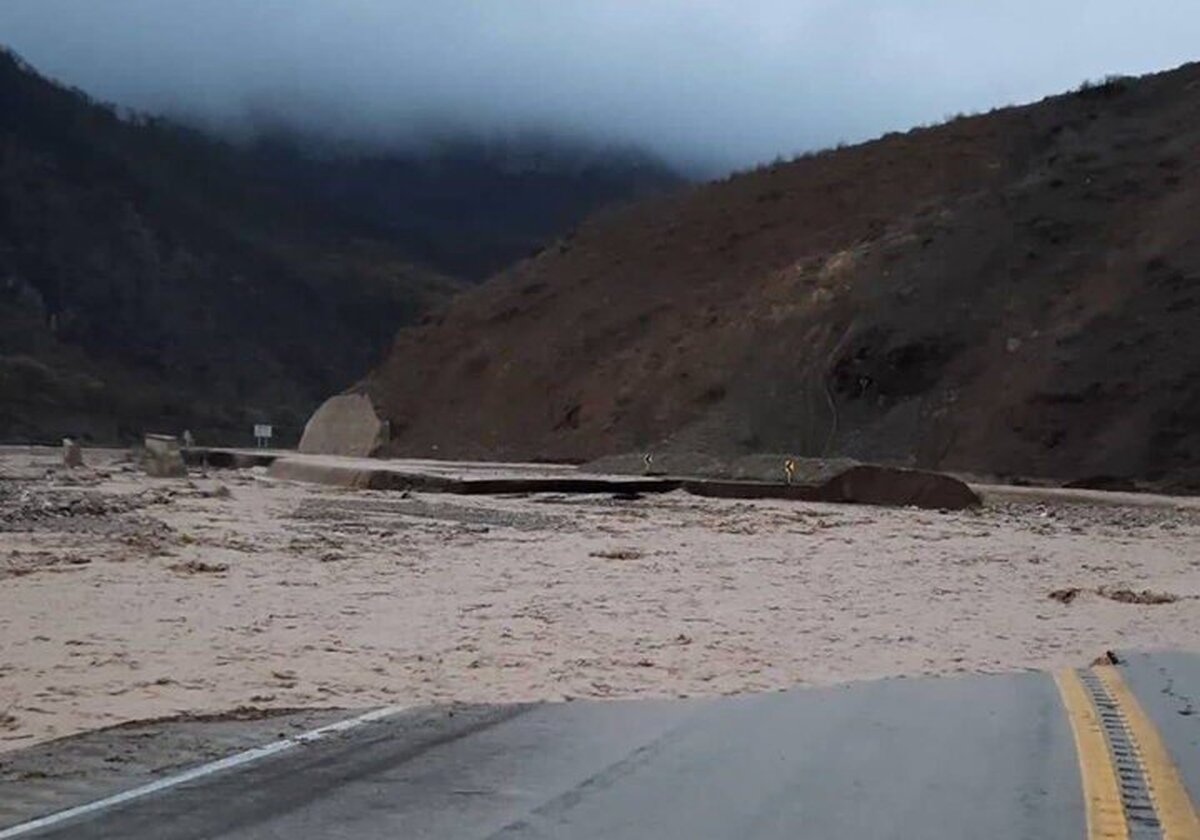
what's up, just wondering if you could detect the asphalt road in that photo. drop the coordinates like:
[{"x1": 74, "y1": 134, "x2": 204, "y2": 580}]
[{"x1": 6, "y1": 652, "x2": 1197, "y2": 840}]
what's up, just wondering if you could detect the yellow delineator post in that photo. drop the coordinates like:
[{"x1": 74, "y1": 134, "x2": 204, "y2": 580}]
[{"x1": 783, "y1": 458, "x2": 797, "y2": 485}]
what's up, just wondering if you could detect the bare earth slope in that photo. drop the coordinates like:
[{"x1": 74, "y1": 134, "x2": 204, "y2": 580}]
[{"x1": 366, "y1": 64, "x2": 1200, "y2": 488}]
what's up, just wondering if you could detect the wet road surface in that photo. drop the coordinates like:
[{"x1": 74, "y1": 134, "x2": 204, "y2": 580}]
[{"x1": 3, "y1": 651, "x2": 1196, "y2": 839}]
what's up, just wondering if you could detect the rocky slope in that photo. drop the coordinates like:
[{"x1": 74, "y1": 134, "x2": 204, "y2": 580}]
[{"x1": 364, "y1": 63, "x2": 1200, "y2": 488}]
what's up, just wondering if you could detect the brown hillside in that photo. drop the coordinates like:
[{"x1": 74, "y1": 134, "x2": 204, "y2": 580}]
[{"x1": 365, "y1": 64, "x2": 1200, "y2": 488}]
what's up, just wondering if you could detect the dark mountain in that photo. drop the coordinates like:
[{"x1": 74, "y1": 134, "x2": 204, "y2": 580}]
[
  {"x1": 0, "y1": 48, "x2": 681, "y2": 445},
  {"x1": 244, "y1": 133, "x2": 684, "y2": 281},
  {"x1": 362, "y1": 63, "x2": 1200, "y2": 490}
]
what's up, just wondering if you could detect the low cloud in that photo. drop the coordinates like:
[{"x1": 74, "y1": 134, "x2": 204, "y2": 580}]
[{"x1": 3, "y1": 1, "x2": 1198, "y2": 169}]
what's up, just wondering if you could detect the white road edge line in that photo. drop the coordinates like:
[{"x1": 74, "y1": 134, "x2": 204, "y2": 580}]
[{"x1": 0, "y1": 704, "x2": 410, "y2": 839}]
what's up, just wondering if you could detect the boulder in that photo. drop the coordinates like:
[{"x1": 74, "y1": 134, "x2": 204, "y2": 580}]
[
  {"x1": 144, "y1": 434, "x2": 187, "y2": 478},
  {"x1": 62, "y1": 438, "x2": 83, "y2": 468},
  {"x1": 298, "y1": 392, "x2": 388, "y2": 457},
  {"x1": 814, "y1": 464, "x2": 980, "y2": 510}
]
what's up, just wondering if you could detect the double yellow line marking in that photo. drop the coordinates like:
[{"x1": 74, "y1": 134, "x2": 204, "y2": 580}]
[
  {"x1": 1055, "y1": 666, "x2": 1200, "y2": 840},
  {"x1": 1055, "y1": 669, "x2": 1128, "y2": 838}
]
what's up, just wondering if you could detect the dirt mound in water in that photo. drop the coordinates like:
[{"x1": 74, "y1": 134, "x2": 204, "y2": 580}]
[{"x1": 361, "y1": 64, "x2": 1200, "y2": 487}]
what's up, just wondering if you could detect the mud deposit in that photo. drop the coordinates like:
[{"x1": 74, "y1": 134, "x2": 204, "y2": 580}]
[{"x1": 2, "y1": 446, "x2": 1198, "y2": 753}]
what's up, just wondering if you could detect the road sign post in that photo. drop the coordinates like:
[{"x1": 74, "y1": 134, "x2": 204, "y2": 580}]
[{"x1": 253, "y1": 424, "x2": 273, "y2": 449}]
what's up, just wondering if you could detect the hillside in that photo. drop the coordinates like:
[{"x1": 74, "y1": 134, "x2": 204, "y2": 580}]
[
  {"x1": 245, "y1": 134, "x2": 683, "y2": 281},
  {"x1": 363, "y1": 63, "x2": 1200, "y2": 489},
  {"x1": 0, "y1": 47, "x2": 462, "y2": 444},
  {"x1": 0, "y1": 49, "x2": 680, "y2": 445}
]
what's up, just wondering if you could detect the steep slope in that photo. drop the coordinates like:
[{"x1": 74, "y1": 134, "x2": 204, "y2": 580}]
[{"x1": 365, "y1": 64, "x2": 1200, "y2": 488}]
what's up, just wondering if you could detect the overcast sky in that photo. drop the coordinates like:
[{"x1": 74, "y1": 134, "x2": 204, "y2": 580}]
[{"x1": 3, "y1": 1, "x2": 1199, "y2": 170}]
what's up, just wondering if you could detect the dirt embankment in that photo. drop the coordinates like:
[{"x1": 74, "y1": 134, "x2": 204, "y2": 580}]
[{"x1": 363, "y1": 64, "x2": 1200, "y2": 489}]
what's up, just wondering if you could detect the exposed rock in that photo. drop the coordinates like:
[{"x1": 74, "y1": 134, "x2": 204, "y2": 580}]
[
  {"x1": 298, "y1": 393, "x2": 389, "y2": 457},
  {"x1": 61, "y1": 438, "x2": 82, "y2": 469},
  {"x1": 143, "y1": 434, "x2": 187, "y2": 478},
  {"x1": 169, "y1": 560, "x2": 230, "y2": 575},
  {"x1": 816, "y1": 464, "x2": 980, "y2": 510},
  {"x1": 1048, "y1": 588, "x2": 1081, "y2": 604},
  {"x1": 1097, "y1": 586, "x2": 1181, "y2": 605}
]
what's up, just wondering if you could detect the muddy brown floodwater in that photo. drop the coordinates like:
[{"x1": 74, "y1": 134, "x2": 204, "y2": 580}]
[{"x1": 1, "y1": 446, "x2": 1198, "y2": 752}]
